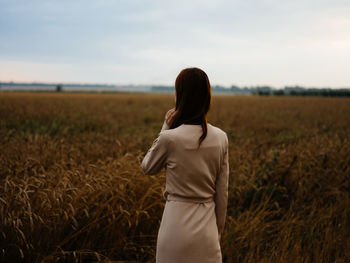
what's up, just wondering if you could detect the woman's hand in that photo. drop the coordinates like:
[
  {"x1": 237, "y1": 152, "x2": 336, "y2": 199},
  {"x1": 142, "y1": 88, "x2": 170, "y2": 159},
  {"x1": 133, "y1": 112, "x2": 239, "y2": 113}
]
[{"x1": 165, "y1": 108, "x2": 177, "y2": 127}]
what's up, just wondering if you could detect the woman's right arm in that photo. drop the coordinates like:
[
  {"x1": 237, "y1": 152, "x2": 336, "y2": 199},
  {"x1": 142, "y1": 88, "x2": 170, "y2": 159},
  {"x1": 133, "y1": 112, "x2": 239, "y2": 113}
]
[{"x1": 214, "y1": 134, "x2": 229, "y2": 238}]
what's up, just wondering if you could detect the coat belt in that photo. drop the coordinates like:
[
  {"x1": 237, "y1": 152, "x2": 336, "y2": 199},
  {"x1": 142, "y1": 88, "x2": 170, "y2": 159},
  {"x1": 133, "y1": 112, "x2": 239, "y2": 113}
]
[{"x1": 166, "y1": 194, "x2": 214, "y2": 203}]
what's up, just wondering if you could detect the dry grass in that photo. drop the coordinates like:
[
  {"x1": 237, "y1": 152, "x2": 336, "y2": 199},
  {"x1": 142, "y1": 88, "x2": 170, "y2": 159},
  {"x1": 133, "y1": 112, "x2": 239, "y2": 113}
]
[{"x1": 0, "y1": 92, "x2": 349, "y2": 262}]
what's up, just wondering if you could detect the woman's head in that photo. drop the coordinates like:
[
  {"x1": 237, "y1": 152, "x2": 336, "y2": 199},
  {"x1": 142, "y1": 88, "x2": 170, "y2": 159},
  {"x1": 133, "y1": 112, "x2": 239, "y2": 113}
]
[{"x1": 170, "y1": 67, "x2": 212, "y2": 147}]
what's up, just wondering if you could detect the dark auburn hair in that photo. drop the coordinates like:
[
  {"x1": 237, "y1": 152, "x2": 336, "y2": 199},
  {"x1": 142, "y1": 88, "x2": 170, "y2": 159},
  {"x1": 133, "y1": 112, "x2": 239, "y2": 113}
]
[{"x1": 170, "y1": 67, "x2": 212, "y2": 147}]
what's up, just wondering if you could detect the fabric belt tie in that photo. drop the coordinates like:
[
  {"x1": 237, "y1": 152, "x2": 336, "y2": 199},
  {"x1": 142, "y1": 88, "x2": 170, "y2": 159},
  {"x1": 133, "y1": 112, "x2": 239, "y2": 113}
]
[{"x1": 166, "y1": 194, "x2": 214, "y2": 204}]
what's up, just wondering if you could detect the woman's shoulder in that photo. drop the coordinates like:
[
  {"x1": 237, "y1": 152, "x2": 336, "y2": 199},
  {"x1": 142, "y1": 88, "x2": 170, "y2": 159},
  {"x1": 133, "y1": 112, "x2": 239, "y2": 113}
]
[
  {"x1": 161, "y1": 123, "x2": 228, "y2": 144},
  {"x1": 207, "y1": 124, "x2": 228, "y2": 146},
  {"x1": 208, "y1": 123, "x2": 227, "y2": 137}
]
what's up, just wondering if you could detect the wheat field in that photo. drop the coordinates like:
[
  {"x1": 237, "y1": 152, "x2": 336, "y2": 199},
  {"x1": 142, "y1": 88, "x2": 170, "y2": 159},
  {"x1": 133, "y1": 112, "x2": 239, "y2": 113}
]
[{"x1": 0, "y1": 92, "x2": 349, "y2": 262}]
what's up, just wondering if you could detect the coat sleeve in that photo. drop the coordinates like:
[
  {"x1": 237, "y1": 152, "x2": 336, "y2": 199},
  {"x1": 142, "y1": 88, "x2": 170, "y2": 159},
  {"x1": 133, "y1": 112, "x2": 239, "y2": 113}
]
[
  {"x1": 141, "y1": 121, "x2": 170, "y2": 175},
  {"x1": 215, "y1": 134, "x2": 229, "y2": 237}
]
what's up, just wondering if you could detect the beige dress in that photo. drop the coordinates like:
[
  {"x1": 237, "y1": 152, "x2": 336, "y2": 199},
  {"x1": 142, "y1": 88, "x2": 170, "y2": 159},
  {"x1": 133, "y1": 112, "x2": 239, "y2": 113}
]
[{"x1": 141, "y1": 121, "x2": 229, "y2": 263}]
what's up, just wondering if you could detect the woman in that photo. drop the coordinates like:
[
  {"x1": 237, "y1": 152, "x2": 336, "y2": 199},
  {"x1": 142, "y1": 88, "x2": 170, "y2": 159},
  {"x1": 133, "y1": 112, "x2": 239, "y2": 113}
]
[{"x1": 141, "y1": 67, "x2": 229, "y2": 263}]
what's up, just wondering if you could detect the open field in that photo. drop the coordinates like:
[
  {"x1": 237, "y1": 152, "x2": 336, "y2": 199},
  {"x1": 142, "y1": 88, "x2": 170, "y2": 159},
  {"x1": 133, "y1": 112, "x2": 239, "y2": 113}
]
[{"x1": 1, "y1": 92, "x2": 350, "y2": 262}]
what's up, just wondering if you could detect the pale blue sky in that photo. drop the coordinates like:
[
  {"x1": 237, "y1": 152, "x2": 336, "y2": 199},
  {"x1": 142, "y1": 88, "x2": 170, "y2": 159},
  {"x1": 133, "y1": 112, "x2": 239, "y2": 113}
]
[{"x1": 1, "y1": 0, "x2": 350, "y2": 87}]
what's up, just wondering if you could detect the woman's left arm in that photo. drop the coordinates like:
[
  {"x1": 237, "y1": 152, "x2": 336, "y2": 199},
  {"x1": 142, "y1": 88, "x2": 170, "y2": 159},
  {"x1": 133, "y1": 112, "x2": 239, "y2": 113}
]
[{"x1": 141, "y1": 121, "x2": 170, "y2": 175}]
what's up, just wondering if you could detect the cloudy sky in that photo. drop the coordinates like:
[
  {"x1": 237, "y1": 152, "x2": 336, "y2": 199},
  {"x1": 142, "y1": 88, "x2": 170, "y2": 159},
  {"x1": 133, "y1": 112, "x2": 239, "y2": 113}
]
[{"x1": 0, "y1": 0, "x2": 349, "y2": 87}]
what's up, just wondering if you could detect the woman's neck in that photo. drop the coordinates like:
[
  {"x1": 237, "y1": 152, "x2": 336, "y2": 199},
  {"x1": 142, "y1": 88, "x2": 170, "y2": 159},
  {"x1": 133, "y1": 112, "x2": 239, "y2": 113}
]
[{"x1": 183, "y1": 116, "x2": 203, "y2": 125}]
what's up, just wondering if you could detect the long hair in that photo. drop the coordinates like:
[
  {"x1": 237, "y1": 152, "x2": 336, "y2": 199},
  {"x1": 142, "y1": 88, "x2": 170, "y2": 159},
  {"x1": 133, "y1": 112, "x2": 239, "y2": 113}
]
[{"x1": 170, "y1": 67, "x2": 212, "y2": 147}]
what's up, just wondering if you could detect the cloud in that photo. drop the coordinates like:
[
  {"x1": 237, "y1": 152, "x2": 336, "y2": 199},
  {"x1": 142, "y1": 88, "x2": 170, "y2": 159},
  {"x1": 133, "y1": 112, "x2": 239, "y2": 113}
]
[{"x1": 0, "y1": 0, "x2": 350, "y2": 86}]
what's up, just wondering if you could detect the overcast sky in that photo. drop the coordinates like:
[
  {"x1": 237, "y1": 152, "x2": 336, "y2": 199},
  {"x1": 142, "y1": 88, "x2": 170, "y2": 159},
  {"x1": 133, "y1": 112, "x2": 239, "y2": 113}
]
[{"x1": 1, "y1": 0, "x2": 349, "y2": 87}]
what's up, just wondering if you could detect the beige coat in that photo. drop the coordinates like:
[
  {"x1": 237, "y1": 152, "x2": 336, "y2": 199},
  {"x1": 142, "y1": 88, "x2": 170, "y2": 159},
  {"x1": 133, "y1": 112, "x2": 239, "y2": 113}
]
[{"x1": 142, "y1": 121, "x2": 229, "y2": 263}]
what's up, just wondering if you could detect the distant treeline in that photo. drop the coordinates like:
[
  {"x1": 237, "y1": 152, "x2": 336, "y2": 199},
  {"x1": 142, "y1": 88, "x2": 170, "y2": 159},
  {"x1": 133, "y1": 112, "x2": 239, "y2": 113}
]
[
  {"x1": 0, "y1": 82, "x2": 152, "y2": 92},
  {"x1": 252, "y1": 86, "x2": 350, "y2": 97},
  {"x1": 152, "y1": 85, "x2": 350, "y2": 97},
  {"x1": 1, "y1": 82, "x2": 350, "y2": 96}
]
